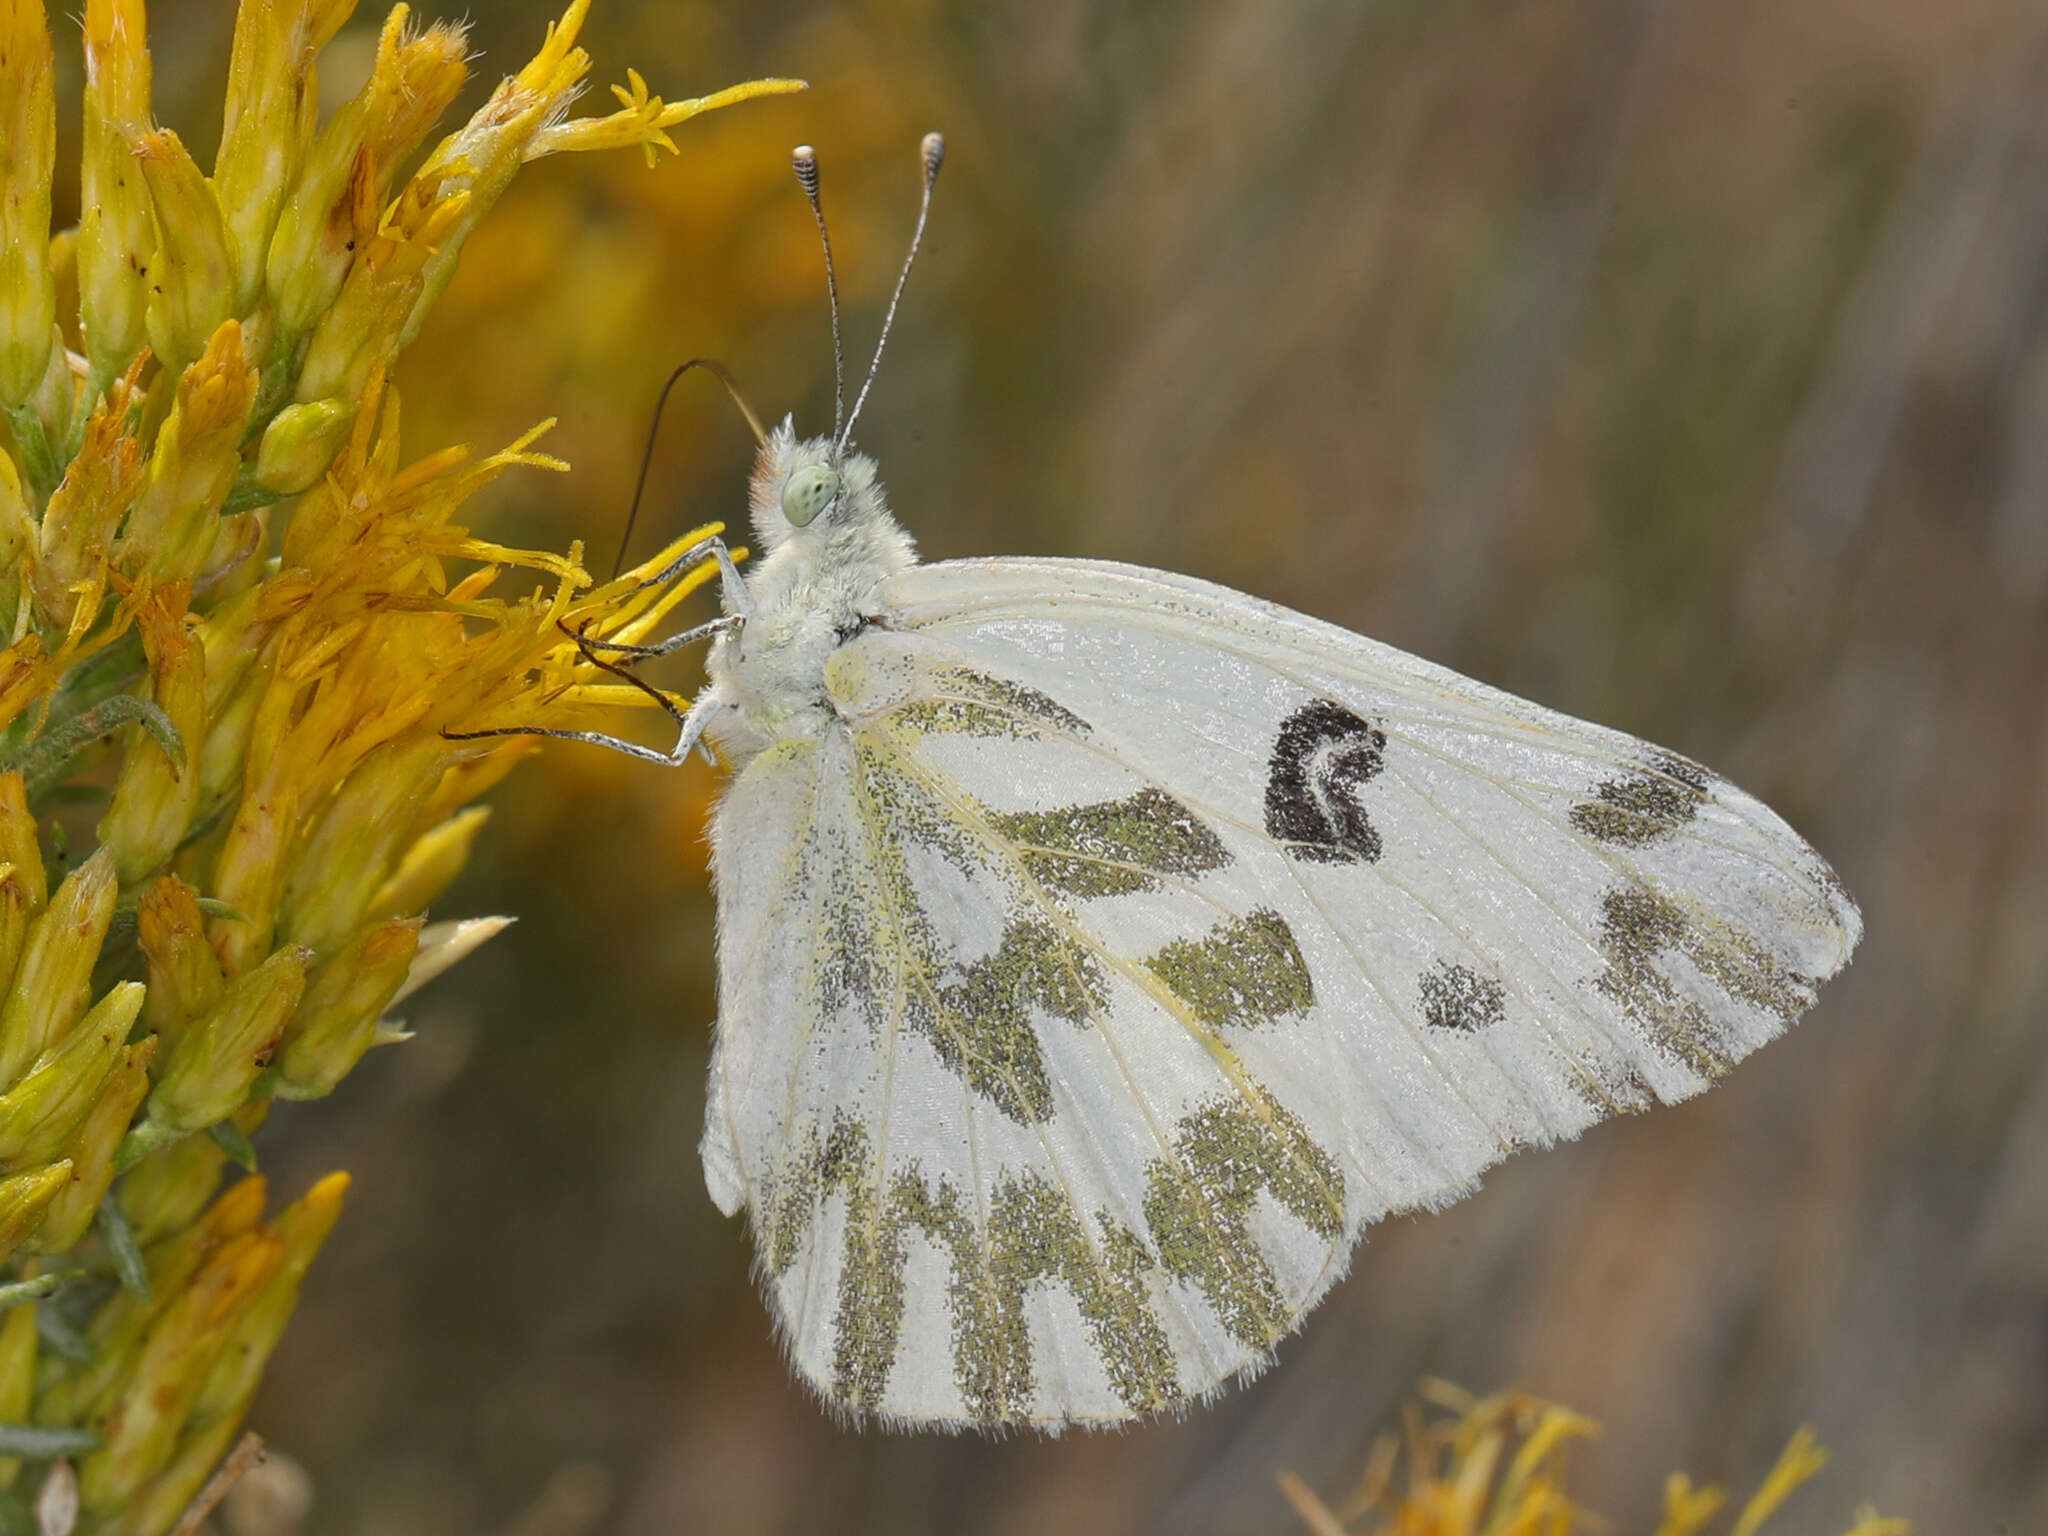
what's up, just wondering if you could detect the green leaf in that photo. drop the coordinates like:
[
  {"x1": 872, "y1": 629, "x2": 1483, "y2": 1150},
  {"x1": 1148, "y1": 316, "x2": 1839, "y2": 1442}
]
[
  {"x1": 0, "y1": 1426, "x2": 99, "y2": 1460},
  {"x1": 95, "y1": 1201, "x2": 149, "y2": 1305},
  {"x1": 111, "y1": 1119, "x2": 184, "y2": 1175},
  {"x1": 0, "y1": 1272, "x2": 80, "y2": 1312},
  {"x1": 10, "y1": 695, "x2": 186, "y2": 803},
  {"x1": 28, "y1": 1309, "x2": 86, "y2": 1364},
  {"x1": 204, "y1": 1118, "x2": 257, "y2": 1173}
]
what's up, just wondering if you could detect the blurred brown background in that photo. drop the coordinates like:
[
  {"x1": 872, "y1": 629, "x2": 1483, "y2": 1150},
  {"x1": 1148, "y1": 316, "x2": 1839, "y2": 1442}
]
[{"x1": 123, "y1": 0, "x2": 2048, "y2": 1531}]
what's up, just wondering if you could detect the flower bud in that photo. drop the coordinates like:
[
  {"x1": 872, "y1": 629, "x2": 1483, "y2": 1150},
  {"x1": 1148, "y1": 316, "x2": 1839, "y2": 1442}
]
[
  {"x1": 0, "y1": 1161, "x2": 68, "y2": 1266},
  {"x1": 252, "y1": 395, "x2": 351, "y2": 495},
  {"x1": 217, "y1": 0, "x2": 359, "y2": 312},
  {"x1": 33, "y1": 369, "x2": 146, "y2": 628},
  {"x1": 101, "y1": 594, "x2": 210, "y2": 884},
  {"x1": 0, "y1": 0, "x2": 57, "y2": 407},
  {"x1": 274, "y1": 920, "x2": 418, "y2": 1099},
  {"x1": 147, "y1": 945, "x2": 308, "y2": 1134},
  {"x1": 0, "y1": 980, "x2": 141, "y2": 1172},
  {"x1": 120, "y1": 319, "x2": 257, "y2": 583},
  {"x1": 133, "y1": 128, "x2": 236, "y2": 380},
  {"x1": 75, "y1": 1227, "x2": 282, "y2": 1514},
  {"x1": 0, "y1": 849, "x2": 118, "y2": 1092},
  {"x1": 27, "y1": 1036, "x2": 154, "y2": 1252},
  {"x1": 77, "y1": 0, "x2": 156, "y2": 382},
  {"x1": 136, "y1": 876, "x2": 224, "y2": 1059}
]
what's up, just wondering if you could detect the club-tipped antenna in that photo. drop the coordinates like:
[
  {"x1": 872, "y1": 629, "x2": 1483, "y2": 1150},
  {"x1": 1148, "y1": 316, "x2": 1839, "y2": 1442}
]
[
  {"x1": 837, "y1": 131, "x2": 945, "y2": 457},
  {"x1": 791, "y1": 145, "x2": 846, "y2": 442},
  {"x1": 612, "y1": 357, "x2": 766, "y2": 580}
]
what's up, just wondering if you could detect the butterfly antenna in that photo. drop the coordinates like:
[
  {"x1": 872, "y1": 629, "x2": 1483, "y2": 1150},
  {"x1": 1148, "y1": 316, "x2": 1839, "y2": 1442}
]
[
  {"x1": 792, "y1": 145, "x2": 846, "y2": 443},
  {"x1": 837, "y1": 132, "x2": 945, "y2": 457},
  {"x1": 612, "y1": 358, "x2": 767, "y2": 580}
]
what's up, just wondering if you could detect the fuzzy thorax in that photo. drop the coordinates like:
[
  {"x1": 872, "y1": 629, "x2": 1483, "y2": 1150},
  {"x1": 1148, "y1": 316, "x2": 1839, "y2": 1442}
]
[{"x1": 703, "y1": 420, "x2": 919, "y2": 763}]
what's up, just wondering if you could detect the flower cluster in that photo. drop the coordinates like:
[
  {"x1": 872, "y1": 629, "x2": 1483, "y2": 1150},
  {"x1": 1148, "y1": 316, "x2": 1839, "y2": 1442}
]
[
  {"x1": 0, "y1": 0, "x2": 792, "y2": 1528},
  {"x1": 1278, "y1": 1381, "x2": 1909, "y2": 1536}
]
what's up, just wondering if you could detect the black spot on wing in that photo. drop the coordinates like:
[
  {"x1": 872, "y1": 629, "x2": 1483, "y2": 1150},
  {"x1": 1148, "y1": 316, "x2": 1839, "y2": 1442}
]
[
  {"x1": 1264, "y1": 700, "x2": 1388, "y2": 864},
  {"x1": 1418, "y1": 960, "x2": 1506, "y2": 1034}
]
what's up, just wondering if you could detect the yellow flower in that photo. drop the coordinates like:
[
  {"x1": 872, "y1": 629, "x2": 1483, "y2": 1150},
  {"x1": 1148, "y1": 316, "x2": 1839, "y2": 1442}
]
[
  {"x1": 1279, "y1": 1382, "x2": 1909, "y2": 1536},
  {"x1": 0, "y1": 0, "x2": 798, "y2": 1527}
]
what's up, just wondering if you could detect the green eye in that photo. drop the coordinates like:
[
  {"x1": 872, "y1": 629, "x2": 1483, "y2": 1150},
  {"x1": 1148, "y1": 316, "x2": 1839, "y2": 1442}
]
[{"x1": 782, "y1": 464, "x2": 841, "y2": 527}]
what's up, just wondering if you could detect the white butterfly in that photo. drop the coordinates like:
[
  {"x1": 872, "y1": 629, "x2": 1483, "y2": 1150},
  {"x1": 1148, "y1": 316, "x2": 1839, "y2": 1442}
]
[{"x1": 487, "y1": 137, "x2": 1860, "y2": 1430}]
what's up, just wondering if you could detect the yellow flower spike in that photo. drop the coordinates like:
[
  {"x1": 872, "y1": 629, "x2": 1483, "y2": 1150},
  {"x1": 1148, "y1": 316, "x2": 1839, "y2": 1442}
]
[
  {"x1": 120, "y1": 318, "x2": 258, "y2": 583},
  {"x1": 1485, "y1": 1403, "x2": 1597, "y2": 1536},
  {"x1": 0, "y1": 771, "x2": 48, "y2": 917},
  {"x1": 532, "y1": 73, "x2": 809, "y2": 165},
  {"x1": 132, "y1": 127, "x2": 237, "y2": 380},
  {"x1": 28, "y1": 1036, "x2": 156, "y2": 1251},
  {"x1": 33, "y1": 359, "x2": 147, "y2": 628},
  {"x1": 75, "y1": 1227, "x2": 283, "y2": 1515},
  {"x1": 136, "y1": 877, "x2": 225, "y2": 1060},
  {"x1": 369, "y1": 803, "x2": 489, "y2": 921},
  {"x1": 216, "y1": 0, "x2": 359, "y2": 314},
  {"x1": 1730, "y1": 1426, "x2": 1829, "y2": 1536},
  {"x1": 1840, "y1": 1507, "x2": 1911, "y2": 1536},
  {"x1": 145, "y1": 943, "x2": 308, "y2": 1135},
  {"x1": 38, "y1": 1170, "x2": 268, "y2": 1428},
  {"x1": 0, "y1": 1292, "x2": 35, "y2": 1489},
  {"x1": 272, "y1": 918, "x2": 419, "y2": 1098},
  {"x1": 0, "y1": 979, "x2": 142, "y2": 1172},
  {"x1": 388, "y1": 1, "x2": 798, "y2": 351},
  {"x1": 0, "y1": 848, "x2": 118, "y2": 1093},
  {"x1": 263, "y1": 7, "x2": 470, "y2": 343},
  {"x1": 0, "y1": 0, "x2": 58, "y2": 411},
  {"x1": 100, "y1": 584, "x2": 210, "y2": 885},
  {"x1": 1654, "y1": 1473, "x2": 1729, "y2": 1536},
  {"x1": 78, "y1": 0, "x2": 157, "y2": 389},
  {"x1": 0, "y1": 1160, "x2": 68, "y2": 1266}
]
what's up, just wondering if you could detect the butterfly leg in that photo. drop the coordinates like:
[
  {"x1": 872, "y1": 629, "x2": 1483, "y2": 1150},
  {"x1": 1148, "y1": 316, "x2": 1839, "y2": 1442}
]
[
  {"x1": 442, "y1": 625, "x2": 725, "y2": 767},
  {"x1": 633, "y1": 533, "x2": 752, "y2": 623},
  {"x1": 574, "y1": 613, "x2": 741, "y2": 661}
]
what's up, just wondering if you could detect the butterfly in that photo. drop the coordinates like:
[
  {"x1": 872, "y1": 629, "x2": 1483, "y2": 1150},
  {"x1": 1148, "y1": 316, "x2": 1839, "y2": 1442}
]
[{"x1": 464, "y1": 135, "x2": 1860, "y2": 1430}]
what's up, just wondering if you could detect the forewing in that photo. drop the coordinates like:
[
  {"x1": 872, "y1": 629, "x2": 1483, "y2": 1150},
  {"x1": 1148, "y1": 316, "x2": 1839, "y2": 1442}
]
[{"x1": 706, "y1": 557, "x2": 1858, "y2": 1430}]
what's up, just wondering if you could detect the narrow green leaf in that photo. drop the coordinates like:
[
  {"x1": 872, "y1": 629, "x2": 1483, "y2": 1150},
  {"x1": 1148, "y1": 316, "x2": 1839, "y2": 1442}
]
[
  {"x1": 11, "y1": 695, "x2": 186, "y2": 801},
  {"x1": 0, "y1": 1272, "x2": 80, "y2": 1312},
  {"x1": 111, "y1": 1119, "x2": 184, "y2": 1175},
  {"x1": 0, "y1": 1426, "x2": 99, "y2": 1460},
  {"x1": 28, "y1": 1309, "x2": 86, "y2": 1363},
  {"x1": 95, "y1": 1201, "x2": 149, "y2": 1305},
  {"x1": 203, "y1": 1118, "x2": 257, "y2": 1173}
]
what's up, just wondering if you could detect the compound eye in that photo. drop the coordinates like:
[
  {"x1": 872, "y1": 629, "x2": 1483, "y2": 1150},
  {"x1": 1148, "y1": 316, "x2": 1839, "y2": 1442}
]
[{"x1": 781, "y1": 464, "x2": 841, "y2": 527}]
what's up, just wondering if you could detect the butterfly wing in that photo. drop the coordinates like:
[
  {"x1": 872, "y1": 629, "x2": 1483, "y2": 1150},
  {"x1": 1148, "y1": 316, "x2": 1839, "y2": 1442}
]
[{"x1": 704, "y1": 556, "x2": 1859, "y2": 1430}]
